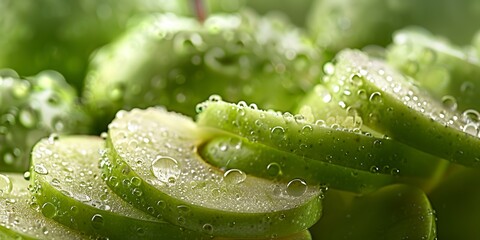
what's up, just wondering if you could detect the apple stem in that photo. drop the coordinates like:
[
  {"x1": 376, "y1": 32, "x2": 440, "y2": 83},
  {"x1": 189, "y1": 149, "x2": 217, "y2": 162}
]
[{"x1": 193, "y1": 0, "x2": 206, "y2": 23}]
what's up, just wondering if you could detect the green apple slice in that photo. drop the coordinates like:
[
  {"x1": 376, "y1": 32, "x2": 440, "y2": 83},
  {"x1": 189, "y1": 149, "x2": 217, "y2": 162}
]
[
  {"x1": 386, "y1": 27, "x2": 480, "y2": 111},
  {"x1": 196, "y1": 99, "x2": 446, "y2": 182},
  {"x1": 104, "y1": 107, "x2": 322, "y2": 238},
  {"x1": 83, "y1": 11, "x2": 324, "y2": 133},
  {"x1": 199, "y1": 135, "x2": 397, "y2": 193},
  {"x1": 310, "y1": 184, "x2": 436, "y2": 239},
  {"x1": 0, "y1": 173, "x2": 93, "y2": 239},
  {"x1": 321, "y1": 49, "x2": 480, "y2": 167},
  {"x1": 29, "y1": 135, "x2": 210, "y2": 240}
]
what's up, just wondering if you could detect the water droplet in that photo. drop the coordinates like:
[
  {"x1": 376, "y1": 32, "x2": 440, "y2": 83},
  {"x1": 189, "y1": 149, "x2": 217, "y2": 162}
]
[
  {"x1": 0, "y1": 174, "x2": 12, "y2": 196},
  {"x1": 70, "y1": 206, "x2": 79, "y2": 214},
  {"x1": 202, "y1": 224, "x2": 214, "y2": 234},
  {"x1": 369, "y1": 92, "x2": 383, "y2": 104},
  {"x1": 177, "y1": 216, "x2": 186, "y2": 225},
  {"x1": 12, "y1": 80, "x2": 30, "y2": 99},
  {"x1": 223, "y1": 169, "x2": 246, "y2": 185},
  {"x1": 131, "y1": 177, "x2": 142, "y2": 187},
  {"x1": 357, "y1": 89, "x2": 368, "y2": 99},
  {"x1": 132, "y1": 188, "x2": 143, "y2": 196},
  {"x1": 441, "y1": 96, "x2": 457, "y2": 111},
  {"x1": 315, "y1": 119, "x2": 326, "y2": 127},
  {"x1": 52, "y1": 117, "x2": 65, "y2": 131},
  {"x1": 23, "y1": 171, "x2": 31, "y2": 181},
  {"x1": 323, "y1": 62, "x2": 335, "y2": 75},
  {"x1": 34, "y1": 164, "x2": 49, "y2": 175},
  {"x1": 391, "y1": 168, "x2": 400, "y2": 176},
  {"x1": 301, "y1": 125, "x2": 313, "y2": 135},
  {"x1": 462, "y1": 109, "x2": 480, "y2": 123},
  {"x1": 237, "y1": 101, "x2": 248, "y2": 108},
  {"x1": 373, "y1": 140, "x2": 383, "y2": 148},
  {"x1": 349, "y1": 74, "x2": 363, "y2": 86},
  {"x1": 41, "y1": 202, "x2": 57, "y2": 218},
  {"x1": 463, "y1": 123, "x2": 479, "y2": 136},
  {"x1": 208, "y1": 95, "x2": 222, "y2": 102},
  {"x1": 196, "y1": 103, "x2": 208, "y2": 114},
  {"x1": 51, "y1": 178, "x2": 61, "y2": 187},
  {"x1": 47, "y1": 133, "x2": 59, "y2": 144},
  {"x1": 157, "y1": 200, "x2": 166, "y2": 209},
  {"x1": 286, "y1": 179, "x2": 307, "y2": 197},
  {"x1": 19, "y1": 107, "x2": 37, "y2": 128},
  {"x1": 370, "y1": 166, "x2": 380, "y2": 173},
  {"x1": 460, "y1": 81, "x2": 475, "y2": 94},
  {"x1": 3, "y1": 152, "x2": 14, "y2": 165},
  {"x1": 91, "y1": 214, "x2": 104, "y2": 229},
  {"x1": 136, "y1": 227, "x2": 145, "y2": 236},
  {"x1": 151, "y1": 156, "x2": 181, "y2": 184},
  {"x1": 229, "y1": 138, "x2": 242, "y2": 150},
  {"x1": 109, "y1": 85, "x2": 124, "y2": 101},
  {"x1": 294, "y1": 114, "x2": 306, "y2": 123},
  {"x1": 270, "y1": 126, "x2": 285, "y2": 141},
  {"x1": 266, "y1": 162, "x2": 282, "y2": 177},
  {"x1": 219, "y1": 142, "x2": 229, "y2": 152}
]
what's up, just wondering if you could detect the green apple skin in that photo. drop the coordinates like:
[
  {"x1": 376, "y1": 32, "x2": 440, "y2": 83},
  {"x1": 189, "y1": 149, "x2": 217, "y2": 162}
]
[
  {"x1": 310, "y1": 184, "x2": 436, "y2": 239},
  {"x1": 429, "y1": 167, "x2": 480, "y2": 240},
  {"x1": 0, "y1": 70, "x2": 90, "y2": 172},
  {"x1": 386, "y1": 28, "x2": 480, "y2": 111},
  {"x1": 83, "y1": 11, "x2": 324, "y2": 134},
  {"x1": 199, "y1": 135, "x2": 397, "y2": 193}
]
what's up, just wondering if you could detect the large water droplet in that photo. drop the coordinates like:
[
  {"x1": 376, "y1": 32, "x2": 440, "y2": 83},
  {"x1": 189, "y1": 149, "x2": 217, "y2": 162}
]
[
  {"x1": 463, "y1": 123, "x2": 479, "y2": 137},
  {"x1": 91, "y1": 214, "x2": 104, "y2": 229},
  {"x1": 266, "y1": 162, "x2": 282, "y2": 177},
  {"x1": 223, "y1": 169, "x2": 246, "y2": 185},
  {"x1": 369, "y1": 92, "x2": 383, "y2": 104},
  {"x1": 202, "y1": 224, "x2": 214, "y2": 234},
  {"x1": 34, "y1": 164, "x2": 49, "y2": 175},
  {"x1": 270, "y1": 126, "x2": 285, "y2": 141},
  {"x1": 441, "y1": 95, "x2": 457, "y2": 112},
  {"x1": 41, "y1": 202, "x2": 57, "y2": 218},
  {"x1": 286, "y1": 179, "x2": 307, "y2": 197},
  {"x1": 151, "y1": 156, "x2": 180, "y2": 184},
  {"x1": 462, "y1": 109, "x2": 480, "y2": 123}
]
